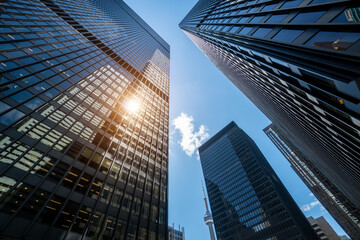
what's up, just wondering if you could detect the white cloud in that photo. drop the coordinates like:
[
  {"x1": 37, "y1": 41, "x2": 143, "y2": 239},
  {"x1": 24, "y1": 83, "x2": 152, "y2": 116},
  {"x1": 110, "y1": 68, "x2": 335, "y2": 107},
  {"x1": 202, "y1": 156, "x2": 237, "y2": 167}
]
[
  {"x1": 173, "y1": 113, "x2": 210, "y2": 157},
  {"x1": 302, "y1": 205, "x2": 311, "y2": 212},
  {"x1": 301, "y1": 200, "x2": 321, "y2": 212},
  {"x1": 309, "y1": 193, "x2": 314, "y2": 197},
  {"x1": 310, "y1": 200, "x2": 320, "y2": 208}
]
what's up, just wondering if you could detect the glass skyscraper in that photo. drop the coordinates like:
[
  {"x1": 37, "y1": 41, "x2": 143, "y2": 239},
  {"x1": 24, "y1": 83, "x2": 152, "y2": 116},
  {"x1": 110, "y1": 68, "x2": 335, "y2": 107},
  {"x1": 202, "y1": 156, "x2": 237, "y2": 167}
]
[
  {"x1": 180, "y1": 0, "x2": 360, "y2": 214},
  {"x1": 0, "y1": 0, "x2": 169, "y2": 239},
  {"x1": 198, "y1": 121, "x2": 319, "y2": 240},
  {"x1": 264, "y1": 123, "x2": 360, "y2": 240}
]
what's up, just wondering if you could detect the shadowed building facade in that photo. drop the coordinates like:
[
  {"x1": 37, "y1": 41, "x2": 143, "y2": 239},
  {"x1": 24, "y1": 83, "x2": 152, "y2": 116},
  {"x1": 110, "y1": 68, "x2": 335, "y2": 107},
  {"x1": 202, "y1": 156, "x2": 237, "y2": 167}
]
[
  {"x1": 198, "y1": 122, "x2": 319, "y2": 240},
  {"x1": 308, "y1": 216, "x2": 341, "y2": 240},
  {"x1": 0, "y1": 0, "x2": 169, "y2": 239},
  {"x1": 264, "y1": 123, "x2": 360, "y2": 240},
  {"x1": 180, "y1": 0, "x2": 360, "y2": 214}
]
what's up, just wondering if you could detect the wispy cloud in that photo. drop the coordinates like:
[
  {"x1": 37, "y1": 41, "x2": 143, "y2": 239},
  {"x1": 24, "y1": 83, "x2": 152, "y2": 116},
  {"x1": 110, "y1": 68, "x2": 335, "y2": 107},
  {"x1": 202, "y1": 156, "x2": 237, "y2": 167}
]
[
  {"x1": 173, "y1": 113, "x2": 209, "y2": 157},
  {"x1": 301, "y1": 200, "x2": 321, "y2": 212}
]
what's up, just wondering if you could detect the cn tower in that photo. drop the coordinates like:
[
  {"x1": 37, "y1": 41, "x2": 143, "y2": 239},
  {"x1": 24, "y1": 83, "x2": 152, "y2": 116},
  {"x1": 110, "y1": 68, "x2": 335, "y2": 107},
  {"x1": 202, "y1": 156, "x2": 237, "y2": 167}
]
[{"x1": 202, "y1": 183, "x2": 216, "y2": 240}]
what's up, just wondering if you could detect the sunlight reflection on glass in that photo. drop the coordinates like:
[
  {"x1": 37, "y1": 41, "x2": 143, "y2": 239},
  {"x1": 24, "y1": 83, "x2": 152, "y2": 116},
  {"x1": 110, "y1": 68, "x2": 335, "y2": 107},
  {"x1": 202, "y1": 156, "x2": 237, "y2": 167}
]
[{"x1": 125, "y1": 99, "x2": 140, "y2": 114}]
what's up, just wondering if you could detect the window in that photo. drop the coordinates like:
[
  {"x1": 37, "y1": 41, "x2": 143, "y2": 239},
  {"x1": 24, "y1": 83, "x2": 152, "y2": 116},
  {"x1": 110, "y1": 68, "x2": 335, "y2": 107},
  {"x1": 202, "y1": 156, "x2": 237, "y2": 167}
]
[
  {"x1": 44, "y1": 88, "x2": 60, "y2": 98},
  {"x1": 224, "y1": 18, "x2": 232, "y2": 23},
  {"x1": 230, "y1": 18, "x2": 239, "y2": 23},
  {"x1": 34, "y1": 82, "x2": 50, "y2": 92},
  {"x1": 332, "y1": 8, "x2": 359, "y2": 23},
  {"x1": 229, "y1": 27, "x2": 240, "y2": 33},
  {"x1": 20, "y1": 57, "x2": 37, "y2": 66},
  {"x1": 0, "y1": 43, "x2": 16, "y2": 50},
  {"x1": 239, "y1": 27, "x2": 253, "y2": 35},
  {"x1": 0, "y1": 102, "x2": 10, "y2": 113},
  {"x1": 1, "y1": 83, "x2": 20, "y2": 95},
  {"x1": 291, "y1": 11, "x2": 326, "y2": 23},
  {"x1": 238, "y1": 17, "x2": 249, "y2": 23},
  {"x1": 248, "y1": 7, "x2": 259, "y2": 13},
  {"x1": 59, "y1": 81, "x2": 71, "y2": 90},
  {"x1": 262, "y1": 4, "x2": 276, "y2": 12},
  {"x1": 9, "y1": 68, "x2": 30, "y2": 78},
  {"x1": 252, "y1": 28, "x2": 272, "y2": 38},
  {"x1": 250, "y1": 16, "x2": 264, "y2": 23},
  {"x1": 22, "y1": 75, "x2": 41, "y2": 85},
  {"x1": 10, "y1": 90, "x2": 33, "y2": 102},
  {"x1": 310, "y1": 0, "x2": 337, "y2": 5},
  {"x1": 280, "y1": 0, "x2": 303, "y2": 9},
  {"x1": 0, "y1": 109, "x2": 25, "y2": 125},
  {"x1": 306, "y1": 31, "x2": 360, "y2": 51},
  {"x1": 0, "y1": 61, "x2": 18, "y2": 71},
  {"x1": 272, "y1": 29, "x2": 303, "y2": 42},
  {"x1": 266, "y1": 14, "x2": 287, "y2": 23},
  {"x1": 222, "y1": 26, "x2": 231, "y2": 32},
  {"x1": 246, "y1": 0, "x2": 256, "y2": 6}
]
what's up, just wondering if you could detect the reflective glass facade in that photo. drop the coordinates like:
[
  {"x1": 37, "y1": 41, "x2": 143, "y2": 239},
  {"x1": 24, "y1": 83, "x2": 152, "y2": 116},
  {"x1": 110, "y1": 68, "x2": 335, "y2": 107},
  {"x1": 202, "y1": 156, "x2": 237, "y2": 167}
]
[
  {"x1": 264, "y1": 123, "x2": 360, "y2": 240},
  {"x1": 0, "y1": 0, "x2": 169, "y2": 239},
  {"x1": 180, "y1": 0, "x2": 360, "y2": 213},
  {"x1": 198, "y1": 122, "x2": 319, "y2": 240}
]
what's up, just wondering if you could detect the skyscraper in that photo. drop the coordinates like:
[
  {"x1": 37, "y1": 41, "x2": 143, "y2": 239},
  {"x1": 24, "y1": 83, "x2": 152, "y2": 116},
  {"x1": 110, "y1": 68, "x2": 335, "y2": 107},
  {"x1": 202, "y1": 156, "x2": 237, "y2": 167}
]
[
  {"x1": 180, "y1": 0, "x2": 360, "y2": 212},
  {"x1": 0, "y1": 0, "x2": 169, "y2": 239},
  {"x1": 198, "y1": 121, "x2": 319, "y2": 240},
  {"x1": 264, "y1": 123, "x2": 360, "y2": 240}
]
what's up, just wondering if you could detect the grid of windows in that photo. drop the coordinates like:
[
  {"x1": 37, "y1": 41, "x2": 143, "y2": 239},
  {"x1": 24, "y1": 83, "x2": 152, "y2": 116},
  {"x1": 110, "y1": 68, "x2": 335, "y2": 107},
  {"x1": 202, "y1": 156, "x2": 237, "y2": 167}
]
[
  {"x1": 0, "y1": 0, "x2": 169, "y2": 239},
  {"x1": 184, "y1": 0, "x2": 360, "y2": 51},
  {"x1": 180, "y1": 0, "x2": 360, "y2": 217},
  {"x1": 198, "y1": 122, "x2": 319, "y2": 240},
  {"x1": 168, "y1": 226, "x2": 185, "y2": 240},
  {"x1": 264, "y1": 124, "x2": 360, "y2": 240}
]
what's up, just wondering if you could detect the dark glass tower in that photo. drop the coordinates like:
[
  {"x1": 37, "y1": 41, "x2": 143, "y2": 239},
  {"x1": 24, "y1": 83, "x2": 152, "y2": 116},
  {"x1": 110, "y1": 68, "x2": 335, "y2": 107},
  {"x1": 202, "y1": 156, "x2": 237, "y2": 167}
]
[
  {"x1": 180, "y1": 0, "x2": 360, "y2": 212},
  {"x1": 198, "y1": 122, "x2": 319, "y2": 240},
  {"x1": 264, "y1": 123, "x2": 360, "y2": 240},
  {"x1": 0, "y1": 0, "x2": 169, "y2": 239}
]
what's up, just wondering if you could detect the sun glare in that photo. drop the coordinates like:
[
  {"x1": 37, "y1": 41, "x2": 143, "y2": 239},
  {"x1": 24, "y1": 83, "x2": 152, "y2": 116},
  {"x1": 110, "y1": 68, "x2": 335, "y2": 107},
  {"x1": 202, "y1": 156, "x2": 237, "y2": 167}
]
[{"x1": 125, "y1": 99, "x2": 140, "y2": 113}]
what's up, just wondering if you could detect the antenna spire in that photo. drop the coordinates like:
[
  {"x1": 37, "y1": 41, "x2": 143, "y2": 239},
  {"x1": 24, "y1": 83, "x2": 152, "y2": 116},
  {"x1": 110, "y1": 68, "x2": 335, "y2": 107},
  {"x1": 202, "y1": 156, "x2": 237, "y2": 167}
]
[
  {"x1": 202, "y1": 180, "x2": 210, "y2": 212},
  {"x1": 202, "y1": 180, "x2": 216, "y2": 240}
]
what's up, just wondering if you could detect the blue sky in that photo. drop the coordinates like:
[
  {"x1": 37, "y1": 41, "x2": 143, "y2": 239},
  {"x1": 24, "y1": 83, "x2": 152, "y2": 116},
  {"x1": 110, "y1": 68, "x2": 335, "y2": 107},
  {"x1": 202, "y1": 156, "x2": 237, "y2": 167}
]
[{"x1": 124, "y1": 0, "x2": 348, "y2": 238}]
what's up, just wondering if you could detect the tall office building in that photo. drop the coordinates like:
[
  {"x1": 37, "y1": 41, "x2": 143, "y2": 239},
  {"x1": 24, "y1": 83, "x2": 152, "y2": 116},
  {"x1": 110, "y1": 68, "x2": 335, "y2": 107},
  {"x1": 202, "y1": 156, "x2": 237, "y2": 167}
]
[
  {"x1": 308, "y1": 216, "x2": 341, "y2": 240},
  {"x1": 180, "y1": 0, "x2": 360, "y2": 213},
  {"x1": 264, "y1": 123, "x2": 360, "y2": 240},
  {"x1": 0, "y1": 0, "x2": 169, "y2": 239},
  {"x1": 198, "y1": 121, "x2": 319, "y2": 240}
]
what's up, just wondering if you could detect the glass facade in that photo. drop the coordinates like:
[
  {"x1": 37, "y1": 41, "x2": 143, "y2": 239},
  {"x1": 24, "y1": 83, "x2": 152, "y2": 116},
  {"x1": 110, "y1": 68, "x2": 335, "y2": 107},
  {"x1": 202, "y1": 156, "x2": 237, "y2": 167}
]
[
  {"x1": 0, "y1": 0, "x2": 169, "y2": 239},
  {"x1": 264, "y1": 123, "x2": 360, "y2": 240},
  {"x1": 198, "y1": 122, "x2": 319, "y2": 240},
  {"x1": 180, "y1": 0, "x2": 360, "y2": 214}
]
